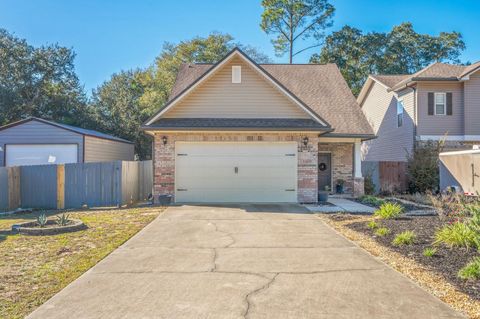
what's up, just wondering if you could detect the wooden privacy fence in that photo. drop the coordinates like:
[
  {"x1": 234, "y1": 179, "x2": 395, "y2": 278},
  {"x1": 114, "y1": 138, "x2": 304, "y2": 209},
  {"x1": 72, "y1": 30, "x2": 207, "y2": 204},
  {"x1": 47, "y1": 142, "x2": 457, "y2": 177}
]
[
  {"x1": 362, "y1": 161, "x2": 408, "y2": 194},
  {"x1": 0, "y1": 161, "x2": 153, "y2": 212}
]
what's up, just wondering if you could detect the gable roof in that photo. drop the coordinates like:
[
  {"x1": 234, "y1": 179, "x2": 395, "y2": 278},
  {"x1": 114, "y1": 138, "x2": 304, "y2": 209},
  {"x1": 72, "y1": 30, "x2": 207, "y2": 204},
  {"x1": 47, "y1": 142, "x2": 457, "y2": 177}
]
[
  {"x1": 143, "y1": 48, "x2": 373, "y2": 136},
  {"x1": 0, "y1": 117, "x2": 133, "y2": 144},
  {"x1": 358, "y1": 61, "x2": 480, "y2": 105}
]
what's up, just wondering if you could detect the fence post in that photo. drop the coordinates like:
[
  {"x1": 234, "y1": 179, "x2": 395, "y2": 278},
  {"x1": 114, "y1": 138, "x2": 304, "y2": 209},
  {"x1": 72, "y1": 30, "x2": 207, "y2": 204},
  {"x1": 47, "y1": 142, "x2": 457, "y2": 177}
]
[
  {"x1": 57, "y1": 164, "x2": 65, "y2": 209},
  {"x1": 8, "y1": 167, "x2": 21, "y2": 210}
]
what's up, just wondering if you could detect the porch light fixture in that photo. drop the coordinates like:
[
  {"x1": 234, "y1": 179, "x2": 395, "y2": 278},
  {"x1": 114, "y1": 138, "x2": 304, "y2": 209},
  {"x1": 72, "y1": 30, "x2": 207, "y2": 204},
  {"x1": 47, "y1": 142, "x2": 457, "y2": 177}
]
[
  {"x1": 162, "y1": 136, "x2": 168, "y2": 145},
  {"x1": 302, "y1": 136, "x2": 309, "y2": 146}
]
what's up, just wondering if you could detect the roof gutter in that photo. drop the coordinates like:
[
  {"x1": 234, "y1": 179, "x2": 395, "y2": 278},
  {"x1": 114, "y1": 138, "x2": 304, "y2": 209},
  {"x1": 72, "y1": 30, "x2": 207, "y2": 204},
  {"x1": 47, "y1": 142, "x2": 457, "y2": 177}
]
[{"x1": 140, "y1": 126, "x2": 333, "y2": 132}]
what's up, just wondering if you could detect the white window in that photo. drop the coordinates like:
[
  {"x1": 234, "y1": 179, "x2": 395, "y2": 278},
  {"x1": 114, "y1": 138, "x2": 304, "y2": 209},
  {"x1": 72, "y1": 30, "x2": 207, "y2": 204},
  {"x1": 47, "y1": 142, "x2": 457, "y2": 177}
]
[
  {"x1": 397, "y1": 100, "x2": 404, "y2": 127},
  {"x1": 232, "y1": 66, "x2": 241, "y2": 83},
  {"x1": 435, "y1": 92, "x2": 446, "y2": 115}
]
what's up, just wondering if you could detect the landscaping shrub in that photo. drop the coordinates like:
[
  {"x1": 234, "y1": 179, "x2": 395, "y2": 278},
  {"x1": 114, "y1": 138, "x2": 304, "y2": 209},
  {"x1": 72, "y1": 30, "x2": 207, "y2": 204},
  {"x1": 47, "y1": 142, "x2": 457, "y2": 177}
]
[
  {"x1": 434, "y1": 222, "x2": 478, "y2": 250},
  {"x1": 458, "y1": 257, "x2": 480, "y2": 280},
  {"x1": 422, "y1": 247, "x2": 437, "y2": 257},
  {"x1": 406, "y1": 140, "x2": 444, "y2": 193},
  {"x1": 360, "y1": 195, "x2": 385, "y2": 207},
  {"x1": 36, "y1": 213, "x2": 48, "y2": 228},
  {"x1": 364, "y1": 173, "x2": 376, "y2": 195},
  {"x1": 56, "y1": 213, "x2": 71, "y2": 226},
  {"x1": 367, "y1": 220, "x2": 378, "y2": 230},
  {"x1": 374, "y1": 202, "x2": 403, "y2": 219},
  {"x1": 374, "y1": 227, "x2": 390, "y2": 236},
  {"x1": 393, "y1": 231, "x2": 416, "y2": 246}
]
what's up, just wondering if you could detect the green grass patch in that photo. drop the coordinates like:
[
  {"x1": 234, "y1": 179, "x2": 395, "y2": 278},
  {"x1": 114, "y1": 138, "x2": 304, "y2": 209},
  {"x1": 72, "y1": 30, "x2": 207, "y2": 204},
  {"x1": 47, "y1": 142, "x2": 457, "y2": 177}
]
[
  {"x1": 0, "y1": 207, "x2": 164, "y2": 319},
  {"x1": 359, "y1": 195, "x2": 386, "y2": 207},
  {"x1": 434, "y1": 222, "x2": 478, "y2": 250},
  {"x1": 367, "y1": 220, "x2": 378, "y2": 230},
  {"x1": 374, "y1": 227, "x2": 390, "y2": 236},
  {"x1": 373, "y1": 202, "x2": 403, "y2": 220},
  {"x1": 422, "y1": 247, "x2": 437, "y2": 257},
  {"x1": 458, "y1": 257, "x2": 480, "y2": 280},
  {"x1": 392, "y1": 231, "x2": 416, "y2": 246}
]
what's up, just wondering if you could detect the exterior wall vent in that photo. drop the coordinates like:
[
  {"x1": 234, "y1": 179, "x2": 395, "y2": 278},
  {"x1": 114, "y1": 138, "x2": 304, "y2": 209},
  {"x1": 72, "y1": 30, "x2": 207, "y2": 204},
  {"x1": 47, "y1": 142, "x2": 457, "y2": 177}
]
[{"x1": 232, "y1": 66, "x2": 241, "y2": 83}]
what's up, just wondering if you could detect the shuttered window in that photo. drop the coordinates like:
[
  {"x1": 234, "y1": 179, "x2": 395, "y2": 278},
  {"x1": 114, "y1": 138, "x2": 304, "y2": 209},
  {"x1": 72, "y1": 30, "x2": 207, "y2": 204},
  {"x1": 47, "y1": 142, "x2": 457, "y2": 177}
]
[
  {"x1": 435, "y1": 93, "x2": 446, "y2": 115},
  {"x1": 429, "y1": 92, "x2": 452, "y2": 116}
]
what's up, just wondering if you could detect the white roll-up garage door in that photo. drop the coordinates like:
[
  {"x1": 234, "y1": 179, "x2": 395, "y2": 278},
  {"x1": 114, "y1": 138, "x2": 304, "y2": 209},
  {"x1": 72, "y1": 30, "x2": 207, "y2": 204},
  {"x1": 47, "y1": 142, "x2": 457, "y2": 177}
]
[
  {"x1": 5, "y1": 144, "x2": 78, "y2": 167},
  {"x1": 175, "y1": 142, "x2": 297, "y2": 203}
]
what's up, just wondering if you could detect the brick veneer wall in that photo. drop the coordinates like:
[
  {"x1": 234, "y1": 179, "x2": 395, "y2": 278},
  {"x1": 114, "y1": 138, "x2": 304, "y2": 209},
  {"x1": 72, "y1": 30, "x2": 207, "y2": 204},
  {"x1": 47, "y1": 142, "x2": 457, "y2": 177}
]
[
  {"x1": 318, "y1": 143, "x2": 354, "y2": 193},
  {"x1": 153, "y1": 132, "x2": 319, "y2": 203}
]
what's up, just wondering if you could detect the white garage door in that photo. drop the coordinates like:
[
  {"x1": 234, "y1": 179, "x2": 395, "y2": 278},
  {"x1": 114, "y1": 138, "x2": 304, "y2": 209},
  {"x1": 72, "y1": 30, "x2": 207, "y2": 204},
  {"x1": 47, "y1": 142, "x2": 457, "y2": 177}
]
[
  {"x1": 5, "y1": 144, "x2": 78, "y2": 167},
  {"x1": 175, "y1": 142, "x2": 297, "y2": 203}
]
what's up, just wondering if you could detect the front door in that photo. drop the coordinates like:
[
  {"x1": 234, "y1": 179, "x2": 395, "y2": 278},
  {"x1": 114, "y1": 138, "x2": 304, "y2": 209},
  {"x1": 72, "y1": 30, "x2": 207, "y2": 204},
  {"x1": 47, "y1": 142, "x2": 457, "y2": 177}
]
[{"x1": 318, "y1": 153, "x2": 332, "y2": 192}]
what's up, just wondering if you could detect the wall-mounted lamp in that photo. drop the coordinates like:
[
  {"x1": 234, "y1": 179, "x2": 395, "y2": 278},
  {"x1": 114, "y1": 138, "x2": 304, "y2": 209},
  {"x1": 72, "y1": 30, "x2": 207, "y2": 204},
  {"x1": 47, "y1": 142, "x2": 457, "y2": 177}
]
[
  {"x1": 302, "y1": 136, "x2": 309, "y2": 146},
  {"x1": 162, "y1": 136, "x2": 168, "y2": 145}
]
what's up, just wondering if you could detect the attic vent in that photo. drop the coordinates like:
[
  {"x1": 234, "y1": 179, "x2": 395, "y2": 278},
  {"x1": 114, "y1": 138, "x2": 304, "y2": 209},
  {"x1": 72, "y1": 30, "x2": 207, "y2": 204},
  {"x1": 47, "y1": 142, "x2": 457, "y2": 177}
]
[{"x1": 232, "y1": 66, "x2": 241, "y2": 83}]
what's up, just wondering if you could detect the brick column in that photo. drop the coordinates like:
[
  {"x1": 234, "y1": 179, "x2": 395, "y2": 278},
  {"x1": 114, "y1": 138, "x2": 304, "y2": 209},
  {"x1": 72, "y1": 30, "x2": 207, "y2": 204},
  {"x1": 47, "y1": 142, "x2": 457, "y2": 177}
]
[
  {"x1": 153, "y1": 134, "x2": 175, "y2": 201},
  {"x1": 297, "y1": 135, "x2": 318, "y2": 203}
]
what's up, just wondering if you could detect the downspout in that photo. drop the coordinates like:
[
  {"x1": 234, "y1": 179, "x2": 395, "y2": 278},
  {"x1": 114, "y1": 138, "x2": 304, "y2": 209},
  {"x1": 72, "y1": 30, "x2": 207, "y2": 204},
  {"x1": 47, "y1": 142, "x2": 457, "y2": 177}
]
[{"x1": 411, "y1": 86, "x2": 417, "y2": 150}]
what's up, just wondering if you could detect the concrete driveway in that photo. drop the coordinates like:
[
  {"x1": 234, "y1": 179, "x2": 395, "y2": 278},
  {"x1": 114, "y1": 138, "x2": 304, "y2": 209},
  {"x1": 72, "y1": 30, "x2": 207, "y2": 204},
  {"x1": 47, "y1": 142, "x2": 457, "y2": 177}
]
[{"x1": 28, "y1": 204, "x2": 464, "y2": 319}]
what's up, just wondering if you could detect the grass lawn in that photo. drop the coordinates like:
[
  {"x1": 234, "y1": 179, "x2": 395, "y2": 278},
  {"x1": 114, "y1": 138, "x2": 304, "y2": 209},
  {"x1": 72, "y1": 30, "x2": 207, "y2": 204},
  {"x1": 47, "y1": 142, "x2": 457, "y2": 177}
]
[{"x1": 0, "y1": 206, "x2": 164, "y2": 319}]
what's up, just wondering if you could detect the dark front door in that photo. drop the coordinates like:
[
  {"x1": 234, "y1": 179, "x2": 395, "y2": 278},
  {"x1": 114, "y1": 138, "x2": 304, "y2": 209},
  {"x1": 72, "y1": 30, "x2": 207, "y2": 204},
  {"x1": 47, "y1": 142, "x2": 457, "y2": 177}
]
[{"x1": 318, "y1": 153, "x2": 332, "y2": 192}]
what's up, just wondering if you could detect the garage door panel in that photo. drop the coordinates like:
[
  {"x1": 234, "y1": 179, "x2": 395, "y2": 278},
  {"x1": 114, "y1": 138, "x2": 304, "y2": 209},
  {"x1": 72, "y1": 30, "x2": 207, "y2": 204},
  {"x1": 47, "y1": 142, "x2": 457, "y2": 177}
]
[
  {"x1": 175, "y1": 142, "x2": 297, "y2": 203},
  {"x1": 5, "y1": 144, "x2": 78, "y2": 167}
]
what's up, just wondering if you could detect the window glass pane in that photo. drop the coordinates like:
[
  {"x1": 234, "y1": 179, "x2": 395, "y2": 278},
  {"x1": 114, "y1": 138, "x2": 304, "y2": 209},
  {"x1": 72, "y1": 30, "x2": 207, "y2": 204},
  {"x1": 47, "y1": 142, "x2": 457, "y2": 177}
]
[
  {"x1": 436, "y1": 104, "x2": 445, "y2": 115},
  {"x1": 397, "y1": 101, "x2": 404, "y2": 115},
  {"x1": 435, "y1": 93, "x2": 445, "y2": 104}
]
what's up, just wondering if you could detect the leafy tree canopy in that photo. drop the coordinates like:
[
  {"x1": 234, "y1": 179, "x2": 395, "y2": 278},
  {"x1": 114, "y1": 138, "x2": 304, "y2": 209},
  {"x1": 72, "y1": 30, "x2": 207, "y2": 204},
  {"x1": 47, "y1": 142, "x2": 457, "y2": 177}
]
[
  {"x1": 311, "y1": 22, "x2": 465, "y2": 96},
  {"x1": 261, "y1": 0, "x2": 335, "y2": 63},
  {"x1": 0, "y1": 28, "x2": 87, "y2": 126}
]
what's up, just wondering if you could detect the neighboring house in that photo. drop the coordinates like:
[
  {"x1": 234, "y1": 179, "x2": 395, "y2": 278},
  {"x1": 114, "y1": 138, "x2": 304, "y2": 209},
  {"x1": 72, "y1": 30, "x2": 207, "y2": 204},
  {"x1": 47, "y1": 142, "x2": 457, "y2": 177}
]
[
  {"x1": 141, "y1": 48, "x2": 374, "y2": 203},
  {"x1": 357, "y1": 61, "x2": 480, "y2": 191},
  {"x1": 0, "y1": 117, "x2": 134, "y2": 167}
]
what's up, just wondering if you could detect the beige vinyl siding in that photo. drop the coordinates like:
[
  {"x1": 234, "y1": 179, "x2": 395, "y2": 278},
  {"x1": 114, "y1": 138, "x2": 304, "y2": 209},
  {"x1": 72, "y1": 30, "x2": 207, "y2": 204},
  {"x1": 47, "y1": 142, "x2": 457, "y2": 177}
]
[
  {"x1": 464, "y1": 71, "x2": 480, "y2": 135},
  {"x1": 163, "y1": 57, "x2": 310, "y2": 119},
  {"x1": 416, "y1": 82, "x2": 464, "y2": 136},
  {"x1": 84, "y1": 136, "x2": 134, "y2": 162},
  {"x1": 360, "y1": 82, "x2": 414, "y2": 162}
]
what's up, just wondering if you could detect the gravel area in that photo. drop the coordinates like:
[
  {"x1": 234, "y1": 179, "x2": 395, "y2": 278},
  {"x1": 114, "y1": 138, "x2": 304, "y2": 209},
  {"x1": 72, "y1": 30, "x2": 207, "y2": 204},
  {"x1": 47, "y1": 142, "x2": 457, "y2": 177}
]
[{"x1": 319, "y1": 214, "x2": 480, "y2": 319}]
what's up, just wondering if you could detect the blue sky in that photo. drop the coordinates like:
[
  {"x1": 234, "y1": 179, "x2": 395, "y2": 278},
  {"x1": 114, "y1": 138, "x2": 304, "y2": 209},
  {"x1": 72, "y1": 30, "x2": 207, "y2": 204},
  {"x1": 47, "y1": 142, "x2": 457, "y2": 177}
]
[{"x1": 1, "y1": 0, "x2": 479, "y2": 92}]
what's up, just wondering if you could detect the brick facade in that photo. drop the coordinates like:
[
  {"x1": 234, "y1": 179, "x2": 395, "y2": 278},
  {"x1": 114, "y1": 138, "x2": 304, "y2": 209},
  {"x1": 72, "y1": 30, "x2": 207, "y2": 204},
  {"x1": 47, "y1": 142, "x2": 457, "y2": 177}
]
[
  {"x1": 318, "y1": 143, "x2": 355, "y2": 193},
  {"x1": 153, "y1": 133, "x2": 358, "y2": 203}
]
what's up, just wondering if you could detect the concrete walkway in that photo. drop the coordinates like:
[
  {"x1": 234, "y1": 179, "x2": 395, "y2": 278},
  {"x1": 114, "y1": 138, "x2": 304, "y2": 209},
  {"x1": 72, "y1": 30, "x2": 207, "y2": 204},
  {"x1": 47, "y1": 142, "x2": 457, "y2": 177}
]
[
  {"x1": 28, "y1": 204, "x2": 463, "y2": 319},
  {"x1": 305, "y1": 197, "x2": 375, "y2": 213}
]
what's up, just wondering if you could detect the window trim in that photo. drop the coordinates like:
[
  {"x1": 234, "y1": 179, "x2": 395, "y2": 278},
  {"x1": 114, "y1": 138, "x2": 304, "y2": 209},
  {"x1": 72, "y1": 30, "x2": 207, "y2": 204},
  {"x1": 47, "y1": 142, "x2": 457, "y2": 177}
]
[
  {"x1": 396, "y1": 100, "x2": 404, "y2": 128},
  {"x1": 434, "y1": 92, "x2": 447, "y2": 116}
]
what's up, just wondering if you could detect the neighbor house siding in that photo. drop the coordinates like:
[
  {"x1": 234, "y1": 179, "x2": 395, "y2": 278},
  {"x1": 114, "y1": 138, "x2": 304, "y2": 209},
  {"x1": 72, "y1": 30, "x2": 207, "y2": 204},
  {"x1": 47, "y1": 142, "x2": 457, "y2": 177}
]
[
  {"x1": 464, "y1": 72, "x2": 480, "y2": 136},
  {"x1": 163, "y1": 57, "x2": 310, "y2": 119},
  {"x1": 0, "y1": 121, "x2": 83, "y2": 166},
  {"x1": 84, "y1": 136, "x2": 134, "y2": 163},
  {"x1": 360, "y1": 82, "x2": 414, "y2": 162},
  {"x1": 416, "y1": 82, "x2": 464, "y2": 136}
]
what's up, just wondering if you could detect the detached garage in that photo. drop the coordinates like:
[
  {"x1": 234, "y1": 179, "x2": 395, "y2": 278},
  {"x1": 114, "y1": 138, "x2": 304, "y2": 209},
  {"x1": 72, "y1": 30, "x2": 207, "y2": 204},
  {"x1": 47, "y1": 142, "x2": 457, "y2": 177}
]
[{"x1": 0, "y1": 117, "x2": 134, "y2": 167}]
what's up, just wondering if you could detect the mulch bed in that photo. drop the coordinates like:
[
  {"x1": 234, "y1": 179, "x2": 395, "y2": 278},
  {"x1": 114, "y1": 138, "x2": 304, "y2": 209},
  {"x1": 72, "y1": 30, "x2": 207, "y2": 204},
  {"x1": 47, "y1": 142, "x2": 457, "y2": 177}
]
[
  {"x1": 354, "y1": 198, "x2": 430, "y2": 212},
  {"x1": 347, "y1": 216, "x2": 480, "y2": 300}
]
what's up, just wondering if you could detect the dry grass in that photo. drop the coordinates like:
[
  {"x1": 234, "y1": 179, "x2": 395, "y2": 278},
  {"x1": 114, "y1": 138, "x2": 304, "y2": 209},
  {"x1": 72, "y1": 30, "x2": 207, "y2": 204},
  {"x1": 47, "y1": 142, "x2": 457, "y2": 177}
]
[
  {"x1": 318, "y1": 214, "x2": 480, "y2": 319},
  {"x1": 0, "y1": 206, "x2": 164, "y2": 319}
]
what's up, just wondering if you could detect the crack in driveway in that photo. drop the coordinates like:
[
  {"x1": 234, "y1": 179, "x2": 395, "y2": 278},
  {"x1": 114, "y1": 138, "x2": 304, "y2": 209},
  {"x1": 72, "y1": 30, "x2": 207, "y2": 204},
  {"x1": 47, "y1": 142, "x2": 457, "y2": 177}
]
[{"x1": 243, "y1": 273, "x2": 279, "y2": 319}]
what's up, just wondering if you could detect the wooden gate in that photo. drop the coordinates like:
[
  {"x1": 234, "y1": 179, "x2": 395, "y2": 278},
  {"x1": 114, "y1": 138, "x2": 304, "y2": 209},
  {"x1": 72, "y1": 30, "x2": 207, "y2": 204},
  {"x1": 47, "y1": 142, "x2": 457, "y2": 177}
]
[{"x1": 379, "y1": 161, "x2": 407, "y2": 193}]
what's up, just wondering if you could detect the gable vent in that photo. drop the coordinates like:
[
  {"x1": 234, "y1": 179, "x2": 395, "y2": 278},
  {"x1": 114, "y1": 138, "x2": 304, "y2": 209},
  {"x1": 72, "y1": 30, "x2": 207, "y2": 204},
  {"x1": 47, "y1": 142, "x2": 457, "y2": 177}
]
[{"x1": 232, "y1": 65, "x2": 241, "y2": 83}]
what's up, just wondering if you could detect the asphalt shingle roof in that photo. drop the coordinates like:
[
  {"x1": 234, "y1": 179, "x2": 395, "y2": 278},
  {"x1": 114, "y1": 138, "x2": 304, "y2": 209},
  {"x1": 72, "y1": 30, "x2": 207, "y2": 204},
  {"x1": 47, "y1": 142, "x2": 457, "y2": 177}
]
[{"x1": 163, "y1": 62, "x2": 373, "y2": 135}]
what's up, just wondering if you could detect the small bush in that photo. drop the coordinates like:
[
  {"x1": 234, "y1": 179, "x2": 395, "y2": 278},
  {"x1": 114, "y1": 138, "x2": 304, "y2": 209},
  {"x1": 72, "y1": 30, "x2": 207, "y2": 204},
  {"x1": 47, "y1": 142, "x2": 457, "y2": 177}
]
[
  {"x1": 367, "y1": 220, "x2": 378, "y2": 230},
  {"x1": 374, "y1": 202, "x2": 403, "y2": 219},
  {"x1": 364, "y1": 173, "x2": 376, "y2": 195},
  {"x1": 56, "y1": 213, "x2": 71, "y2": 226},
  {"x1": 407, "y1": 140, "x2": 443, "y2": 193},
  {"x1": 422, "y1": 247, "x2": 437, "y2": 257},
  {"x1": 434, "y1": 222, "x2": 478, "y2": 250},
  {"x1": 393, "y1": 231, "x2": 416, "y2": 246},
  {"x1": 36, "y1": 213, "x2": 48, "y2": 228},
  {"x1": 458, "y1": 257, "x2": 480, "y2": 280},
  {"x1": 360, "y1": 195, "x2": 385, "y2": 207},
  {"x1": 374, "y1": 227, "x2": 390, "y2": 236}
]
